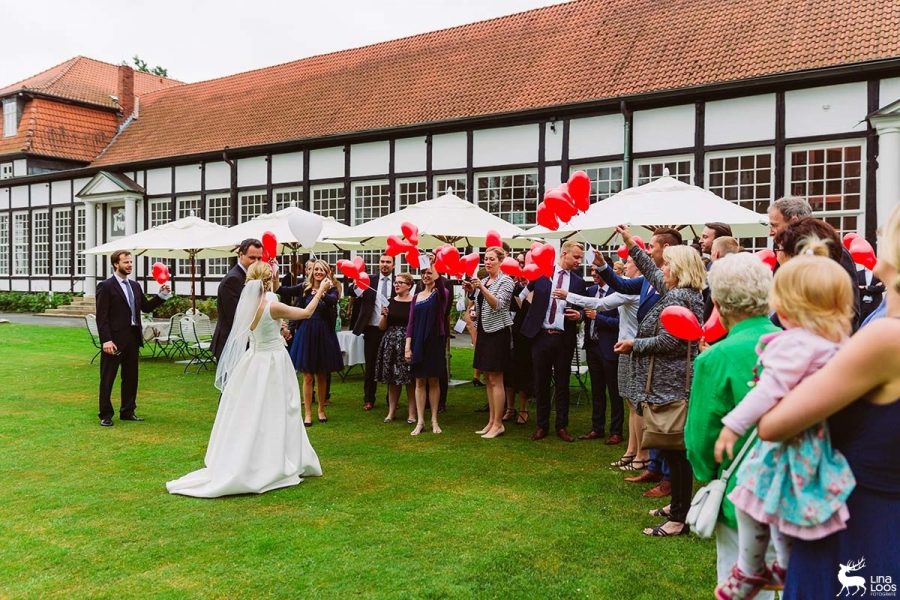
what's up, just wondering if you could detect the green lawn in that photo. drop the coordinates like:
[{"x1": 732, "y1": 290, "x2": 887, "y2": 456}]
[{"x1": 0, "y1": 324, "x2": 716, "y2": 599}]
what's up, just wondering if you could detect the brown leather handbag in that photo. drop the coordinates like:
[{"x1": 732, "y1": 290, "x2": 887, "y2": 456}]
[{"x1": 640, "y1": 338, "x2": 692, "y2": 451}]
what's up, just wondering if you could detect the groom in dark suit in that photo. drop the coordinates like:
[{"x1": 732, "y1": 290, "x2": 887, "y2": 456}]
[
  {"x1": 211, "y1": 238, "x2": 263, "y2": 360},
  {"x1": 520, "y1": 240, "x2": 586, "y2": 442},
  {"x1": 96, "y1": 250, "x2": 170, "y2": 426}
]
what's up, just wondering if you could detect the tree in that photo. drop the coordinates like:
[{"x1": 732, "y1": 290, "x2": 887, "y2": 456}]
[{"x1": 131, "y1": 55, "x2": 169, "y2": 78}]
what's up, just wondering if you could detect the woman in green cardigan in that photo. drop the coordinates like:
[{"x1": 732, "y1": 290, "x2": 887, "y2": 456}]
[{"x1": 685, "y1": 252, "x2": 779, "y2": 596}]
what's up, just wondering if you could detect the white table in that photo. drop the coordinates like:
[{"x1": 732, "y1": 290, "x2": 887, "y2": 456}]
[{"x1": 336, "y1": 330, "x2": 366, "y2": 380}]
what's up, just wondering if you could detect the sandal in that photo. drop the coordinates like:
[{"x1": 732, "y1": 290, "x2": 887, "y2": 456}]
[
  {"x1": 648, "y1": 506, "x2": 670, "y2": 518},
  {"x1": 642, "y1": 520, "x2": 689, "y2": 537},
  {"x1": 502, "y1": 408, "x2": 517, "y2": 422},
  {"x1": 610, "y1": 454, "x2": 635, "y2": 467},
  {"x1": 620, "y1": 459, "x2": 650, "y2": 472},
  {"x1": 516, "y1": 410, "x2": 529, "y2": 425}
]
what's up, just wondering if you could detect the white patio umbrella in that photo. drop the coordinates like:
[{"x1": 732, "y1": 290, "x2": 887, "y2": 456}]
[
  {"x1": 528, "y1": 175, "x2": 770, "y2": 245},
  {"x1": 342, "y1": 192, "x2": 530, "y2": 248},
  {"x1": 84, "y1": 215, "x2": 232, "y2": 309}
]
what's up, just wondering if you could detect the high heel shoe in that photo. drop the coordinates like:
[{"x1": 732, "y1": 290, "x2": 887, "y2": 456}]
[
  {"x1": 304, "y1": 418, "x2": 313, "y2": 428},
  {"x1": 481, "y1": 426, "x2": 505, "y2": 439},
  {"x1": 410, "y1": 423, "x2": 424, "y2": 436},
  {"x1": 318, "y1": 414, "x2": 328, "y2": 423},
  {"x1": 475, "y1": 426, "x2": 490, "y2": 435}
]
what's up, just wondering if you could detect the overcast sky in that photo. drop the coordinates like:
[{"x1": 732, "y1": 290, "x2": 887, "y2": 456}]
[{"x1": 3, "y1": 0, "x2": 569, "y2": 85}]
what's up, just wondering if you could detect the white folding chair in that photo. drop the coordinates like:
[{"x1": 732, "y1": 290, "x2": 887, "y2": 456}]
[
  {"x1": 570, "y1": 327, "x2": 590, "y2": 406},
  {"x1": 84, "y1": 314, "x2": 102, "y2": 364},
  {"x1": 180, "y1": 316, "x2": 214, "y2": 374}
]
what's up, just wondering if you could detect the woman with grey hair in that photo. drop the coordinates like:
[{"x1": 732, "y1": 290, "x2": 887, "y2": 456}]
[{"x1": 685, "y1": 253, "x2": 779, "y2": 595}]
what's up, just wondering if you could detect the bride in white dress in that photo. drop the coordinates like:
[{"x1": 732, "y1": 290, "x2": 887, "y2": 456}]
[{"x1": 167, "y1": 261, "x2": 328, "y2": 498}]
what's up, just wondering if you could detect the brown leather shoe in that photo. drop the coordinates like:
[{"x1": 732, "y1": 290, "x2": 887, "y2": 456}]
[
  {"x1": 642, "y1": 480, "x2": 672, "y2": 498},
  {"x1": 578, "y1": 430, "x2": 604, "y2": 440},
  {"x1": 531, "y1": 427, "x2": 548, "y2": 441},
  {"x1": 556, "y1": 428, "x2": 575, "y2": 443},
  {"x1": 363, "y1": 402, "x2": 374, "y2": 411},
  {"x1": 625, "y1": 470, "x2": 663, "y2": 484},
  {"x1": 605, "y1": 434, "x2": 624, "y2": 445}
]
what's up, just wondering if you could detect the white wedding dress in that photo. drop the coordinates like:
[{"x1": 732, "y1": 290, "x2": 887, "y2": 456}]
[{"x1": 167, "y1": 297, "x2": 322, "y2": 497}]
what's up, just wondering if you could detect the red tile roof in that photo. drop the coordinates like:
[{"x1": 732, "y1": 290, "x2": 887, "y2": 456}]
[
  {"x1": 0, "y1": 56, "x2": 182, "y2": 109},
  {"x1": 78, "y1": 0, "x2": 900, "y2": 167}
]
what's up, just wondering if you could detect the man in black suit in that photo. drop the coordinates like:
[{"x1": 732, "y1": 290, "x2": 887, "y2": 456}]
[
  {"x1": 580, "y1": 267, "x2": 623, "y2": 444},
  {"x1": 520, "y1": 240, "x2": 586, "y2": 442},
  {"x1": 210, "y1": 238, "x2": 262, "y2": 360},
  {"x1": 857, "y1": 268, "x2": 885, "y2": 322},
  {"x1": 350, "y1": 254, "x2": 395, "y2": 410},
  {"x1": 95, "y1": 250, "x2": 170, "y2": 426}
]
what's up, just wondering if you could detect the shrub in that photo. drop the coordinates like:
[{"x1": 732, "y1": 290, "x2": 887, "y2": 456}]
[
  {"x1": 0, "y1": 291, "x2": 78, "y2": 313},
  {"x1": 152, "y1": 295, "x2": 218, "y2": 320}
]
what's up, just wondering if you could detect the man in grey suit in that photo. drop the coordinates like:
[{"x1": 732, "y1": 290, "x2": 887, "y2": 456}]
[{"x1": 210, "y1": 238, "x2": 262, "y2": 360}]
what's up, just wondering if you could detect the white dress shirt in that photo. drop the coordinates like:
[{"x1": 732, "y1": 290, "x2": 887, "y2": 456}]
[{"x1": 543, "y1": 268, "x2": 570, "y2": 331}]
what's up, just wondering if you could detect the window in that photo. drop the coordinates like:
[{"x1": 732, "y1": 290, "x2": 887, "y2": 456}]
[
  {"x1": 397, "y1": 178, "x2": 427, "y2": 209},
  {"x1": 206, "y1": 195, "x2": 232, "y2": 277},
  {"x1": 352, "y1": 181, "x2": 391, "y2": 225},
  {"x1": 311, "y1": 185, "x2": 346, "y2": 223},
  {"x1": 3, "y1": 98, "x2": 18, "y2": 137},
  {"x1": 32, "y1": 210, "x2": 49, "y2": 276},
  {"x1": 274, "y1": 187, "x2": 304, "y2": 211},
  {"x1": 0, "y1": 214, "x2": 8, "y2": 275},
  {"x1": 13, "y1": 212, "x2": 29, "y2": 275},
  {"x1": 53, "y1": 209, "x2": 72, "y2": 276},
  {"x1": 147, "y1": 199, "x2": 170, "y2": 274},
  {"x1": 239, "y1": 191, "x2": 266, "y2": 223},
  {"x1": 435, "y1": 175, "x2": 467, "y2": 200},
  {"x1": 476, "y1": 171, "x2": 539, "y2": 226},
  {"x1": 578, "y1": 163, "x2": 624, "y2": 202},
  {"x1": 708, "y1": 151, "x2": 774, "y2": 251},
  {"x1": 789, "y1": 144, "x2": 863, "y2": 237},
  {"x1": 75, "y1": 207, "x2": 85, "y2": 275},
  {"x1": 635, "y1": 158, "x2": 692, "y2": 186},
  {"x1": 176, "y1": 197, "x2": 202, "y2": 275},
  {"x1": 0, "y1": 163, "x2": 11, "y2": 180}
]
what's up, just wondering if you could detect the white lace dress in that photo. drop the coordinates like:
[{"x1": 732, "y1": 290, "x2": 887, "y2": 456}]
[{"x1": 166, "y1": 300, "x2": 322, "y2": 497}]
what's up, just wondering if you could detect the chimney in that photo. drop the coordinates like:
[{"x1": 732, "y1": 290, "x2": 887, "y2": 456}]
[{"x1": 117, "y1": 65, "x2": 135, "y2": 123}]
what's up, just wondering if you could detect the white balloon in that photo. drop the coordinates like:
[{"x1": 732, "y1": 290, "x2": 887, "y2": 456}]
[{"x1": 288, "y1": 213, "x2": 324, "y2": 248}]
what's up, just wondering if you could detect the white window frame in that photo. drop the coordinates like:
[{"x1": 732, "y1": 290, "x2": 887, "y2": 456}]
[
  {"x1": 75, "y1": 207, "x2": 85, "y2": 276},
  {"x1": 352, "y1": 180, "x2": 391, "y2": 226},
  {"x1": 3, "y1": 98, "x2": 17, "y2": 138},
  {"x1": 52, "y1": 208, "x2": 72, "y2": 276},
  {"x1": 434, "y1": 174, "x2": 467, "y2": 200},
  {"x1": 0, "y1": 213, "x2": 8, "y2": 275},
  {"x1": 706, "y1": 147, "x2": 775, "y2": 251},
  {"x1": 238, "y1": 190, "x2": 267, "y2": 223},
  {"x1": 12, "y1": 211, "x2": 29, "y2": 275},
  {"x1": 274, "y1": 186, "x2": 304, "y2": 211},
  {"x1": 31, "y1": 210, "x2": 50, "y2": 276},
  {"x1": 0, "y1": 163, "x2": 12, "y2": 180},
  {"x1": 310, "y1": 184, "x2": 346, "y2": 223},
  {"x1": 574, "y1": 162, "x2": 624, "y2": 203},
  {"x1": 205, "y1": 194, "x2": 233, "y2": 277},
  {"x1": 174, "y1": 196, "x2": 202, "y2": 275},
  {"x1": 634, "y1": 155, "x2": 693, "y2": 186},
  {"x1": 396, "y1": 178, "x2": 427, "y2": 210},
  {"x1": 475, "y1": 169, "x2": 539, "y2": 227}
]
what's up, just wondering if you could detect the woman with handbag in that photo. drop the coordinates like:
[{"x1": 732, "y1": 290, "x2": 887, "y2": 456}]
[
  {"x1": 684, "y1": 253, "x2": 780, "y2": 595},
  {"x1": 612, "y1": 225, "x2": 705, "y2": 537}
]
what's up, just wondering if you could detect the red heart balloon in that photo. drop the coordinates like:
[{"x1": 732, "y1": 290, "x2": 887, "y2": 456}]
[
  {"x1": 355, "y1": 272, "x2": 370, "y2": 291},
  {"x1": 842, "y1": 232, "x2": 859, "y2": 250},
  {"x1": 532, "y1": 244, "x2": 556, "y2": 279},
  {"x1": 524, "y1": 251, "x2": 534, "y2": 265},
  {"x1": 530, "y1": 242, "x2": 542, "y2": 253},
  {"x1": 459, "y1": 253, "x2": 480, "y2": 278},
  {"x1": 386, "y1": 235, "x2": 412, "y2": 257},
  {"x1": 352, "y1": 256, "x2": 365, "y2": 272},
  {"x1": 262, "y1": 231, "x2": 277, "y2": 260},
  {"x1": 755, "y1": 249, "x2": 777, "y2": 271},
  {"x1": 632, "y1": 235, "x2": 646, "y2": 251},
  {"x1": 660, "y1": 306, "x2": 703, "y2": 341},
  {"x1": 544, "y1": 189, "x2": 577, "y2": 222},
  {"x1": 404, "y1": 249, "x2": 419, "y2": 269},
  {"x1": 536, "y1": 201, "x2": 560, "y2": 231},
  {"x1": 485, "y1": 230, "x2": 502, "y2": 248},
  {"x1": 151, "y1": 261, "x2": 165, "y2": 278},
  {"x1": 702, "y1": 307, "x2": 728, "y2": 343},
  {"x1": 400, "y1": 222, "x2": 419, "y2": 246},
  {"x1": 441, "y1": 246, "x2": 461, "y2": 273},
  {"x1": 500, "y1": 257, "x2": 523, "y2": 278},
  {"x1": 336, "y1": 259, "x2": 359, "y2": 279},
  {"x1": 567, "y1": 170, "x2": 591, "y2": 211},
  {"x1": 522, "y1": 263, "x2": 543, "y2": 281},
  {"x1": 617, "y1": 245, "x2": 629, "y2": 260},
  {"x1": 849, "y1": 237, "x2": 877, "y2": 270}
]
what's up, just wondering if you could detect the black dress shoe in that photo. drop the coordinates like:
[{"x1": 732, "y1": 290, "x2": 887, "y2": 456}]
[
  {"x1": 100, "y1": 419, "x2": 113, "y2": 427},
  {"x1": 120, "y1": 414, "x2": 145, "y2": 422}
]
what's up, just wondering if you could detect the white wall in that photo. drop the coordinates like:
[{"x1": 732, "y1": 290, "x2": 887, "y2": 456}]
[
  {"x1": 880, "y1": 77, "x2": 900, "y2": 109},
  {"x1": 569, "y1": 114, "x2": 625, "y2": 158},
  {"x1": 145, "y1": 168, "x2": 171, "y2": 195},
  {"x1": 350, "y1": 141, "x2": 389, "y2": 177},
  {"x1": 175, "y1": 164, "x2": 202, "y2": 193},
  {"x1": 10, "y1": 185, "x2": 27, "y2": 208},
  {"x1": 51, "y1": 280, "x2": 70, "y2": 292},
  {"x1": 633, "y1": 105, "x2": 695, "y2": 153},
  {"x1": 544, "y1": 165, "x2": 563, "y2": 189},
  {"x1": 545, "y1": 122, "x2": 563, "y2": 162},
  {"x1": 394, "y1": 137, "x2": 426, "y2": 173},
  {"x1": 31, "y1": 182, "x2": 49, "y2": 207},
  {"x1": 31, "y1": 279, "x2": 48, "y2": 292},
  {"x1": 785, "y1": 82, "x2": 868, "y2": 138},
  {"x1": 473, "y1": 124, "x2": 538, "y2": 167},
  {"x1": 309, "y1": 147, "x2": 345, "y2": 180},
  {"x1": 432, "y1": 132, "x2": 467, "y2": 170},
  {"x1": 205, "y1": 162, "x2": 230, "y2": 190},
  {"x1": 13, "y1": 159, "x2": 26, "y2": 177},
  {"x1": 271, "y1": 152, "x2": 303, "y2": 184},
  {"x1": 51, "y1": 180, "x2": 71, "y2": 205},
  {"x1": 237, "y1": 156, "x2": 267, "y2": 187},
  {"x1": 11, "y1": 280, "x2": 28, "y2": 291},
  {"x1": 705, "y1": 94, "x2": 776, "y2": 145}
]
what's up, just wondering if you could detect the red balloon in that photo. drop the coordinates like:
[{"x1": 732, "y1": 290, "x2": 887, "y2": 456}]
[
  {"x1": 460, "y1": 252, "x2": 480, "y2": 278},
  {"x1": 660, "y1": 306, "x2": 703, "y2": 341},
  {"x1": 524, "y1": 250, "x2": 534, "y2": 265},
  {"x1": 352, "y1": 256, "x2": 365, "y2": 272},
  {"x1": 151, "y1": 262, "x2": 170, "y2": 285},
  {"x1": 262, "y1": 231, "x2": 277, "y2": 261},
  {"x1": 755, "y1": 249, "x2": 777, "y2": 271},
  {"x1": 336, "y1": 259, "x2": 359, "y2": 279},
  {"x1": 632, "y1": 235, "x2": 646, "y2": 251},
  {"x1": 440, "y1": 246, "x2": 461, "y2": 275},
  {"x1": 842, "y1": 232, "x2": 859, "y2": 250},
  {"x1": 386, "y1": 235, "x2": 413, "y2": 257},
  {"x1": 522, "y1": 263, "x2": 543, "y2": 281},
  {"x1": 544, "y1": 189, "x2": 577, "y2": 223},
  {"x1": 485, "y1": 230, "x2": 502, "y2": 248},
  {"x1": 702, "y1": 307, "x2": 727, "y2": 343},
  {"x1": 400, "y1": 222, "x2": 419, "y2": 246},
  {"x1": 617, "y1": 244, "x2": 629, "y2": 260},
  {"x1": 536, "y1": 201, "x2": 560, "y2": 231},
  {"x1": 406, "y1": 249, "x2": 421, "y2": 269},
  {"x1": 532, "y1": 244, "x2": 556, "y2": 279},
  {"x1": 567, "y1": 170, "x2": 591, "y2": 211},
  {"x1": 849, "y1": 237, "x2": 877, "y2": 270},
  {"x1": 355, "y1": 271, "x2": 370, "y2": 291},
  {"x1": 151, "y1": 261, "x2": 165, "y2": 278},
  {"x1": 500, "y1": 257, "x2": 523, "y2": 278}
]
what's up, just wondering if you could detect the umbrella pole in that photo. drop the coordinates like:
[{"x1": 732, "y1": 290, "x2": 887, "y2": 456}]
[{"x1": 191, "y1": 253, "x2": 196, "y2": 312}]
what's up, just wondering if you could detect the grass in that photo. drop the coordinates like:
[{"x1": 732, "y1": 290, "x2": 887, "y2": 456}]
[{"x1": 0, "y1": 323, "x2": 717, "y2": 599}]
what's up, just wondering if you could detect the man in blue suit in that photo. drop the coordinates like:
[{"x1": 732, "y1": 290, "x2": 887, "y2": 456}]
[
  {"x1": 580, "y1": 266, "x2": 623, "y2": 444},
  {"x1": 521, "y1": 240, "x2": 587, "y2": 442},
  {"x1": 595, "y1": 227, "x2": 683, "y2": 498}
]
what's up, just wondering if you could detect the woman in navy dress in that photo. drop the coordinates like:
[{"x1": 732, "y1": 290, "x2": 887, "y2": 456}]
[
  {"x1": 759, "y1": 205, "x2": 900, "y2": 599},
  {"x1": 289, "y1": 259, "x2": 342, "y2": 426},
  {"x1": 404, "y1": 266, "x2": 449, "y2": 436}
]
